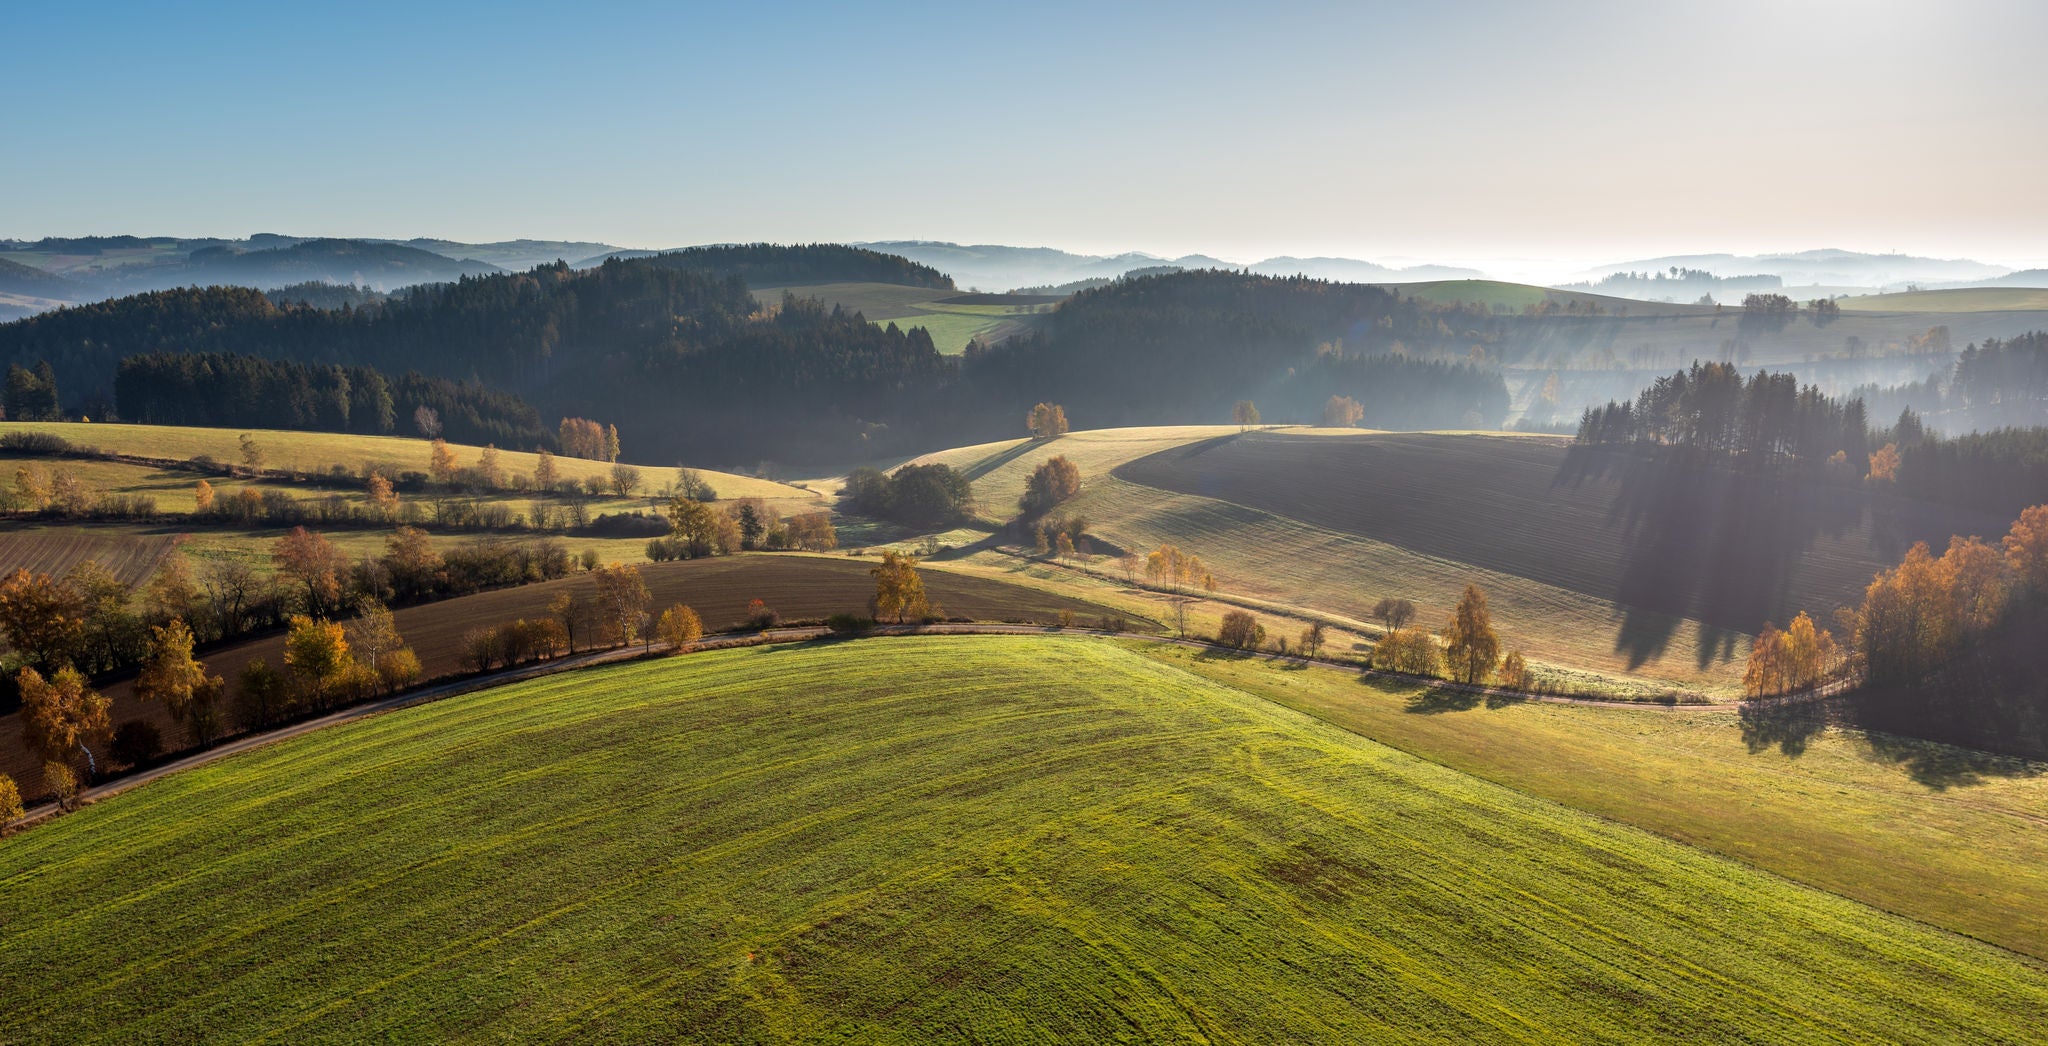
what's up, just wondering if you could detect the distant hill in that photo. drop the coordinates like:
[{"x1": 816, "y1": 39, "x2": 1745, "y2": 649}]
[
  {"x1": 1578, "y1": 249, "x2": 2010, "y2": 289},
  {"x1": 383, "y1": 237, "x2": 620, "y2": 271},
  {"x1": 577, "y1": 243, "x2": 953, "y2": 289},
  {"x1": 856, "y1": 241, "x2": 1482, "y2": 293},
  {"x1": 0, "y1": 256, "x2": 76, "y2": 298},
  {"x1": 141, "y1": 238, "x2": 501, "y2": 292}
]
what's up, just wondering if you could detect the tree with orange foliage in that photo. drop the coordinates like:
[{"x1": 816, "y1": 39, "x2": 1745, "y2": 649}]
[
  {"x1": 2006, "y1": 504, "x2": 2048, "y2": 592},
  {"x1": 1866, "y1": 442, "x2": 1901, "y2": 483},
  {"x1": 1026, "y1": 403, "x2": 1069, "y2": 440},
  {"x1": 271, "y1": 527, "x2": 348, "y2": 618},
  {"x1": 428, "y1": 438, "x2": 458, "y2": 485},
  {"x1": 18, "y1": 665, "x2": 111, "y2": 775},
  {"x1": 1322, "y1": 395, "x2": 1365, "y2": 427}
]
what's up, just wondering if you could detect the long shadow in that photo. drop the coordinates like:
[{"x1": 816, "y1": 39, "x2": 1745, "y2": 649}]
[
  {"x1": 958, "y1": 439, "x2": 1041, "y2": 482},
  {"x1": 1738, "y1": 698, "x2": 1832, "y2": 757},
  {"x1": 1399, "y1": 681, "x2": 1481, "y2": 715},
  {"x1": 1555, "y1": 446, "x2": 1871, "y2": 669},
  {"x1": 1855, "y1": 730, "x2": 2045, "y2": 791}
]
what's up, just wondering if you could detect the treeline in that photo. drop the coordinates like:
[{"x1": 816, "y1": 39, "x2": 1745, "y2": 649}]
[
  {"x1": 1576, "y1": 361, "x2": 2048, "y2": 516},
  {"x1": 960, "y1": 271, "x2": 1517, "y2": 432},
  {"x1": 115, "y1": 352, "x2": 550, "y2": 448},
  {"x1": 629, "y1": 243, "x2": 953, "y2": 289},
  {"x1": 4, "y1": 361, "x2": 59, "y2": 421}
]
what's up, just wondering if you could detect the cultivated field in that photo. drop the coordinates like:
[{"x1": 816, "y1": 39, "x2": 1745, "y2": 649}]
[
  {"x1": 896, "y1": 424, "x2": 1248, "y2": 523},
  {"x1": 0, "y1": 555, "x2": 1148, "y2": 795},
  {"x1": 6, "y1": 636, "x2": 2045, "y2": 1042},
  {"x1": 1157, "y1": 644, "x2": 2048, "y2": 963},
  {"x1": 0, "y1": 524, "x2": 178, "y2": 588},
  {"x1": 0, "y1": 422, "x2": 810, "y2": 500}
]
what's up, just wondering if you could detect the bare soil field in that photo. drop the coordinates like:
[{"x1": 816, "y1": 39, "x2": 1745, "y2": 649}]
[
  {"x1": 0, "y1": 554, "x2": 1150, "y2": 796},
  {"x1": 0, "y1": 525, "x2": 178, "y2": 587}
]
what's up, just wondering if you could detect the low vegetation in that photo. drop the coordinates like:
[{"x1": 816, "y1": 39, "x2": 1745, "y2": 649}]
[{"x1": 5, "y1": 637, "x2": 2045, "y2": 1042}]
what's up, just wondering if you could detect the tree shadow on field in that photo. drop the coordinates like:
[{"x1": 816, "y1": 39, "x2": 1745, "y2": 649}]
[
  {"x1": 1854, "y1": 731, "x2": 2045, "y2": 791},
  {"x1": 1738, "y1": 698, "x2": 1832, "y2": 757},
  {"x1": 1397, "y1": 681, "x2": 1481, "y2": 715}
]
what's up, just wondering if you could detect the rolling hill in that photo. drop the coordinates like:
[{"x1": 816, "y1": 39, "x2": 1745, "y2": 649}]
[{"x1": 5, "y1": 636, "x2": 2044, "y2": 1042}]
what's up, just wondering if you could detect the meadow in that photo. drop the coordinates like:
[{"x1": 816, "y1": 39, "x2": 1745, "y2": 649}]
[
  {"x1": 0, "y1": 421, "x2": 809, "y2": 500},
  {"x1": 0, "y1": 555, "x2": 1144, "y2": 796},
  {"x1": 1837, "y1": 287, "x2": 2048, "y2": 312},
  {"x1": 1152, "y1": 643, "x2": 2048, "y2": 963},
  {"x1": 751, "y1": 282, "x2": 1049, "y2": 353},
  {"x1": 5, "y1": 636, "x2": 2045, "y2": 1043}
]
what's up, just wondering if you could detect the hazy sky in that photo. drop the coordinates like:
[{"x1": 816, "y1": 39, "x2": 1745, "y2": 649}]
[{"x1": 7, "y1": 0, "x2": 2046, "y2": 271}]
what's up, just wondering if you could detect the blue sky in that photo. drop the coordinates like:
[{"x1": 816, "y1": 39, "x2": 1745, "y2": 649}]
[{"x1": 6, "y1": 0, "x2": 2046, "y2": 270}]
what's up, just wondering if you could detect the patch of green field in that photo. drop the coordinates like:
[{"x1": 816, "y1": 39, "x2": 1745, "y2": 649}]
[
  {"x1": 751, "y1": 282, "x2": 1047, "y2": 353},
  {"x1": 0, "y1": 422, "x2": 810, "y2": 501},
  {"x1": 1836, "y1": 287, "x2": 2048, "y2": 312},
  {"x1": 1387, "y1": 279, "x2": 1695, "y2": 316},
  {"x1": 1153, "y1": 643, "x2": 2048, "y2": 963},
  {"x1": 5, "y1": 636, "x2": 2045, "y2": 1042}
]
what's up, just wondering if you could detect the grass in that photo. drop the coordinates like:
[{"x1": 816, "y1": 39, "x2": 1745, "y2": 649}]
[
  {"x1": 0, "y1": 554, "x2": 1149, "y2": 796},
  {"x1": 1151, "y1": 642, "x2": 2048, "y2": 964},
  {"x1": 752, "y1": 282, "x2": 1048, "y2": 353},
  {"x1": 1837, "y1": 287, "x2": 2048, "y2": 312},
  {"x1": 5, "y1": 635, "x2": 2046, "y2": 1042},
  {"x1": 1387, "y1": 279, "x2": 1696, "y2": 316},
  {"x1": 897, "y1": 424, "x2": 1247, "y2": 523},
  {"x1": 0, "y1": 421, "x2": 810, "y2": 501}
]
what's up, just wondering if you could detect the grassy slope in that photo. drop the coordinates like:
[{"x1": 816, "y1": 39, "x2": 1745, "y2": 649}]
[
  {"x1": 0, "y1": 555, "x2": 1149, "y2": 796},
  {"x1": 1838, "y1": 287, "x2": 2048, "y2": 312},
  {"x1": 0, "y1": 422, "x2": 809, "y2": 501},
  {"x1": 5, "y1": 636, "x2": 2045, "y2": 1043},
  {"x1": 1153, "y1": 643, "x2": 2048, "y2": 964},
  {"x1": 1387, "y1": 279, "x2": 1698, "y2": 316},
  {"x1": 752, "y1": 282, "x2": 1046, "y2": 354},
  {"x1": 897, "y1": 424, "x2": 1248, "y2": 523}
]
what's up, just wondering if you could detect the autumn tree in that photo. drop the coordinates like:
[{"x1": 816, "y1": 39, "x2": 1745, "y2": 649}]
[
  {"x1": 1026, "y1": 403, "x2": 1070, "y2": 440},
  {"x1": 1498, "y1": 650, "x2": 1531, "y2": 690},
  {"x1": 0, "y1": 568, "x2": 84, "y2": 672},
  {"x1": 272, "y1": 527, "x2": 348, "y2": 618},
  {"x1": 381, "y1": 526, "x2": 444, "y2": 601},
  {"x1": 667, "y1": 497, "x2": 724, "y2": 558},
  {"x1": 1370, "y1": 597, "x2": 1416, "y2": 633},
  {"x1": 477, "y1": 444, "x2": 504, "y2": 488},
  {"x1": 429, "y1": 438, "x2": 458, "y2": 485},
  {"x1": 1020, "y1": 455, "x2": 1082, "y2": 517},
  {"x1": 785, "y1": 511, "x2": 838, "y2": 551},
  {"x1": 1217, "y1": 610, "x2": 1265, "y2": 650},
  {"x1": 239, "y1": 432, "x2": 264, "y2": 469},
  {"x1": 674, "y1": 467, "x2": 717, "y2": 501},
  {"x1": 1867, "y1": 442, "x2": 1901, "y2": 484},
  {"x1": 1322, "y1": 395, "x2": 1365, "y2": 427},
  {"x1": 534, "y1": 448, "x2": 559, "y2": 491},
  {"x1": 66, "y1": 559, "x2": 141, "y2": 675},
  {"x1": 0, "y1": 773, "x2": 20, "y2": 825},
  {"x1": 366, "y1": 472, "x2": 399, "y2": 520},
  {"x1": 870, "y1": 551, "x2": 930, "y2": 623},
  {"x1": 657, "y1": 604, "x2": 704, "y2": 650},
  {"x1": 591, "y1": 562, "x2": 651, "y2": 646},
  {"x1": 1055, "y1": 531, "x2": 1077, "y2": 563},
  {"x1": 2009, "y1": 504, "x2": 2048, "y2": 592},
  {"x1": 1372, "y1": 628, "x2": 1441, "y2": 676},
  {"x1": 1440, "y1": 583, "x2": 1500, "y2": 684},
  {"x1": 1742, "y1": 622, "x2": 1790, "y2": 698},
  {"x1": 18, "y1": 666, "x2": 111, "y2": 775},
  {"x1": 194, "y1": 479, "x2": 215, "y2": 513},
  {"x1": 604, "y1": 425, "x2": 622, "y2": 463},
  {"x1": 549, "y1": 591, "x2": 583, "y2": 654},
  {"x1": 283, "y1": 615, "x2": 351, "y2": 708},
  {"x1": 1144, "y1": 544, "x2": 1211, "y2": 594},
  {"x1": 136, "y1": 618, "x2": 226, "y2": 743},
  {"x1": 1232, "y1": 400, "x2": 1261, "y2": 430},
  {"x1": 1299, "y1": 621, "x2": 1327, "y2": 658}
]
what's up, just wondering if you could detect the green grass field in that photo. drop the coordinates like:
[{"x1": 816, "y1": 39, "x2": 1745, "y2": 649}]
[
  {"x1": 0, "y1": 421, "x2": 810, "y2": 501},
  {"x1": 1387, "y1": 279, "x2": 1697, "y2": 315},
  {"x1": 752, "y1": 282, "x2": 1048, "y2": 353},
  {"x1": 1153, "y1": 643, "x2": 2048, "y2": 963},
  {"x1": 1837, "y1": 287, "x2": 2048, "y2": 312},
  {"x1": 6, "y1": 636, "x2": 2046, "y2": 1043}
]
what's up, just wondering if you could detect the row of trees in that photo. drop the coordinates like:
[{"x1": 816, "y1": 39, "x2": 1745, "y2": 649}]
[
  {"x1": 653, "y1": 497, "x2": 838, "y2": 560},
  {"x1": 842, "y1": 463, "x2": 974, "y2": 528},
  {"x1": 1575, "y1": 361, "x2": 1882, "y2": 467}
]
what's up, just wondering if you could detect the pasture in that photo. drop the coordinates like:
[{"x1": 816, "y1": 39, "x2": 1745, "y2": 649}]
[
  {"x1": 6, "y1": 636, "x2": 2045, "y2": 1042},
  {"x1": 1156, "y1": 643, "x2": 2048, "y2": 963},
  {"x1": 0, "y1": 554, "x2": 1148, "y2": 796},
  {"x1": 1837, "y1": 287, "x2": 2048, "y2": 312},
  {"x1": 0, "y1": 421, "x2": 809, "y2": 501},
  {"x1": 752, "y1": 281, "x2": 1050, "y2": 353}
]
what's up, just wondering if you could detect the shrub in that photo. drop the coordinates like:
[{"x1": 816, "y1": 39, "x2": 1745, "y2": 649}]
[
  {"x1": 44, "y1": 761, "x2": 78, "y2": 811},
  {"x1": 377, "y1": 648, "x2": 424, "y2": 690},
  {"x1": 745, "y1": 599, "x2": 780, "y2": 630},
  {"x1": 233, "y1": 658, "x2": 291, "y2": 730},
  {"x1": 0, "y1": 431, "x2": 73, "y2": 455},
  {"x1": 1372, "y1": 627, "x2": 1442, "y2": 677},
  {"x1": 110, "y1": 720, "x2": 164, "y2": 767},
  {"x1": 826, "y1": 613, "x2": 875, "y2": 634},
  {"x1": 657, "y1": 604, "x2": 704, "y2": 649},
  {"x1": 1056, "y1": 610, "x2": 1076, "y2": 629},
  {"x1": 1499, "y1": 650, "x2": 1531, "y2": 690},
  {"x1": 0, "y1": 772, "x2": 21, "y2": 825},
  {"x1": 465, "y1": 626, "x2": 505, "y2": 672},
  {"x1": 1217, "y1": 610, "x2": 1265, "y2": 650}
]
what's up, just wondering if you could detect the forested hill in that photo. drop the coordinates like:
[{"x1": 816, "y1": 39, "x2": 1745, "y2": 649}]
[
  {"x1": 959, "y1": 270, "x2": 1512, "y2": 429},
  {"x1": 0, "y1": 263, "x2": 1521, "y2": 464},
  {"x1": 580, "y1": 242, "x2": 954, "y2": 289}
]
